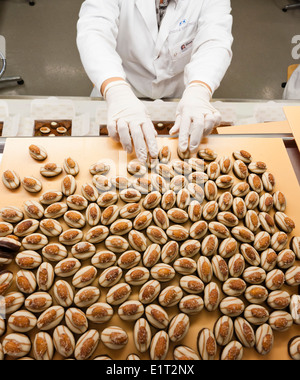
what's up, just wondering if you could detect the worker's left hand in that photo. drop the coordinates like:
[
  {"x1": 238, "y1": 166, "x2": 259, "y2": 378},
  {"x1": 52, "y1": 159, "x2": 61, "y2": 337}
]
[{"x1": 170, "y1": 83, "x2": 222, "y2": 154}]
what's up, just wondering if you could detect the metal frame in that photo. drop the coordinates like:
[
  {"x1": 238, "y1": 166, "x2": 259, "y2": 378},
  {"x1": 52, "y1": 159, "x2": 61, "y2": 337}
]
[
  {"x1": 0, "y1": 51, "x2": 24, "y2": 87},
  {"x1": 283, "y1": 0, "x2": 300, "y2": 11}
]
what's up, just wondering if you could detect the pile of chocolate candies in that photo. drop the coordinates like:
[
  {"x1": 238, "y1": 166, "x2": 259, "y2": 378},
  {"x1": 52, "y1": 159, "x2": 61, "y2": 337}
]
[{"x1": 0, "y1": 143, "x2": 299, "y2": 360}]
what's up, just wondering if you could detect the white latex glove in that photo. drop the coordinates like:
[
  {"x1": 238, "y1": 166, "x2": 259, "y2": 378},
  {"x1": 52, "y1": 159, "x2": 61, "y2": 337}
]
[
  {"x1": 105, "y1": 81, "x2": 158, "y2": 162},
  {"x1": 170, "y1": 83, "x2": 222, "y2": 153}
]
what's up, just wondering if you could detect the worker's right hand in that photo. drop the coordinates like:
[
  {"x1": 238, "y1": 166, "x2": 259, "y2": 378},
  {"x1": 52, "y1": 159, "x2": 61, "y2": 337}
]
[{"x1": 105, "y1": 81, "x2": 158, "y2": 163}]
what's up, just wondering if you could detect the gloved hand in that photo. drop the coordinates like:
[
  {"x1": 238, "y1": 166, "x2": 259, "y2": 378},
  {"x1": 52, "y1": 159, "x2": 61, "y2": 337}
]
[
  {"x1": 105, "y1": 81, "x2": 158, "y2": 162},
  {"x1": 170, "y1": 83, "x2": 222, "y2": 153}
]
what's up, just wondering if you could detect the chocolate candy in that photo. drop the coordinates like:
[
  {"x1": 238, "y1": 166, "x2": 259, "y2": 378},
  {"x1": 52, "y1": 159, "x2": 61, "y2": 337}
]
[
  {"x1": 127, "y1": 159, "x2": 147, "y2": 176},
  {"x1": 53, "y1": 325, "x2": 75, "y2": 358},
  {"x1": 197, "y1": 328, "x2": 217, "y2": 360},
  {"x1": 118, "y1": 250, "x2": 141, "y2": 270},
  {"x1": 159, "y1": 285, "x2": 183, "y2": 307},
  {"x1": 269, "y1": 311, "x2": 293, "y2": 332},
  {"x1": 86, "y1": 226, "x2": 109, "y2": 244},
  {"x1": 143, "y1": 244, "x2": 161, "y2": 268},
  {"x1": 233, "y1": 160, "x2": 248, "y2": 180},
  {"x1": 243, "y1": 266, "x2": 266, "y2": 285},
  {"x1": 42, "y1": 243, "x2": 67, "y2": 262},
  {"x1": 244, "y1": 305, "x2": 269, "y2": 325},
  {"x1": 0, "y1": 206, "x2": 24, "y2": 223},
  {"x1": 220, "y1": 341, "x2": 243, "y2": 360},
  {"x1": 37, "y1": 263, "x2": 54, "y2": 291},
  {"x1": 138, "y1": 280, "x2": 161, "y2": 305},
  {"x1": 37, "y1": 306, "x2": 65, "y2": 331},
  {"x1": 2, "y1": 333, "x2": 31, "y2": 358},
  {"x1": 245, "y1": 191, "x2": 260, "y2": 210},
  {"x1": 255, "y1": 324, "x2": 274, "y2": 355},
  {"x1": 198, "y1": 148, "x2": 217, "y2": 161},
  {"x1": 118, "y1": 300, "x2": 144, "y2": 321},
  {"x1": 285, "y1": 266, "x2": 300, "y2": 287},
  {"x1": 245, "y1": 285, "x2": 268, "y2": 304},
  {"x1": 101, "y1": 326, "x2": 128, "y2": 350},
  {"x1": 134, "y1": 211, "x2": 153, "y2": 231},
  {"x1": 204, "y1": 282, "x2": 221, "y2": 311},
  {"x1": 218, "y1": 155, "x2": 233, "y2": 175},
  {"x1": 214, "y1": 316, "x2": 234, "y2": 346},
  {"x1": 128, "y1": 230, "x2": 147, "y2": 252},
  {"x1": 64, "y1": 157, "x2": 80, "y2": 176},
  {"x1": 219, "y1": 238, "x2": 238, "y2": 259},
  {"x1": 71, "y1": 242, "x2": 96, "y2": 261},
  {"x1": 99, "y1": 267, "x2": 122, "y2": 288},
  {"x1": 134, "y1": 318, "x2": 151, "y2": 353},
  {"x1": 161, "y1": 190, "x2": 176, "y2": 211},
  {"x1": 265, "y1": 269, "x2": 285, "y2": 290},
  {"x1": 75, "y1": 330, "x2": 99, "y2": 360},
  {"x1": 86, "y1": 303, "x2": 113, "y2": 324},
  {"x1": 233, "y1": 149, "x2": 252, "y2": 163},
  {"x1": 15, "y1": 251, "x2": 42, "y2": 270},
  {"x1": 89, "y1": 161, "x2": 110, "y2": 176},
  {"x1": 67, "y1": 194, "x2": 88, "y2": 211},
  {"x1": 234, "y1": 317, "x2": 255, "y2": 348},
  {"x1": 143, "y1": 191, "x2": 162, "y2": 210},
  {"x1": 220, "y1": 297, "x2": 245, "y2": 317},
  {"x1": 110, "y1": 219, "x2": 132, "y2": 236},
  {"x1": 32, "y1": 332, "x2": 54, "y2": 360},
  {"x1": 267, "y1": 290, "x2": 291, "y2": 310},
  {"x1": 106, "y1": 283, "x2": 131, "y2": 306},
  {"x1": 228, "y1": 254, "x2": 245, "y2": 278},
  {"x1": 53, "y1": 280, "x2": 74, "y2": 308},
  {"x1": 290, "y1": 295, "x2": 300, "y2": 325},
  {"x1": 218, "y1": 192, "x2": 233, "y2": 211},
  {"x1": 150, "y1": 331, "x2": 169, "y2": 360},
  {"x1": 29, "y1": 144, "x2": 47, "y2": 161},
  {"x1": 40, "y1": 190, "x2": 63, "y2": 205},
  {"x1": 151, "y1": 263, "x2": 176, "y2": 283},
  {"x1": 179, "y1": 295, "x2": 204, "y2": 315},
  {"x1": 173, "y1": 346, "x2": 200, "y2": 361},
  {"x1": 91, "y1": 251, "x2": 116, "y2": 269},
  {"x1": 161, "y1": 241, "x2": 179, "y2": 264},
  {"x1": 97, "y1": 191, "x2": 118, "y2": 207},
  {"x1": 2, "y1": 170, "x2": 20, "y2": 190},
  {"x1": 65, "y1": 307, "x2": 88, "y2": 335},
  {"x1": 288, "y1": 336, "x2": 300, "y2": 360},
  {"x1": 16, "y1": 270, "x2": 36, "y2": 294},
  {"x1": 273, "y1": 191, "x2": 287, "y2": 212},
  {"x1": 22, "y1": 176, "x2": 42, "y2": 193},
  {"x1": 25, "y1": 292, "x2": 52, "y2": 313},
  {"x1": 44, "y1": 202, "x2": 68, "y2": 219},
  {"x1": 54, "y1": 258, "x2": 81, "y2": 278},
  {"x1": 61, "y1": 175, "x2": 77, "y2": 197},
  {"x1": 74, "y1": 286, "x2": 101, "y2": 307},
  {"x1": 223, "y1": 278, "x2": 246, "y2": 297},
  {"x1": 197, "y1": 257, "x2": 213, "y2": 284},
  {"x1": 63, "y1": 211, "x2": 85, "y2": 229},
  {"x1": 72, "y1": 265, "x2": 97, "y2": 288},
  {"x1": 168, "y1": 313, "x2": 190, "y2": 343},
  {"x1": 145, "y1": 304, "x2": 169, "y2": 329},
  {"x1": 8, "y1": 310, "x2": 37, "y2": 333}
]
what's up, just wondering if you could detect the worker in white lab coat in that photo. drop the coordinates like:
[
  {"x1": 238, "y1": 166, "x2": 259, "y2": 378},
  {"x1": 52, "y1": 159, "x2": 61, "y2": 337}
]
[{"x1": 77, "y1": 0, "x2": 233, "y2": 162}]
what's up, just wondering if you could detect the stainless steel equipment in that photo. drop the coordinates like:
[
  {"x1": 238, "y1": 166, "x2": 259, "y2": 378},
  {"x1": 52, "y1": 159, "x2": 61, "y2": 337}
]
[{"x1": 0, "y1": 51, "x2": 24, "y2": 87}]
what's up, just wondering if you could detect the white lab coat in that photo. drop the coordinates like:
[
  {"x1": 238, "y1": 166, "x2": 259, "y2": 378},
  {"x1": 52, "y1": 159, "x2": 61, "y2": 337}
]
[
  {"x1": 283, "y1": 65, "x2": 300, "y2": 100},
  {"x1": 77, "y1": 0, "x2": 233, "y2": 99}
]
